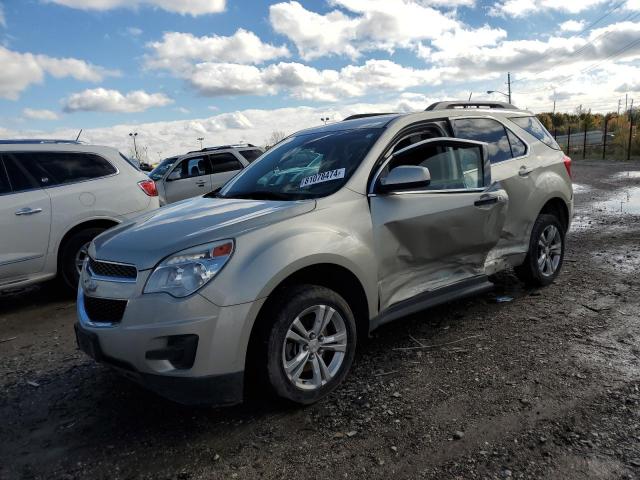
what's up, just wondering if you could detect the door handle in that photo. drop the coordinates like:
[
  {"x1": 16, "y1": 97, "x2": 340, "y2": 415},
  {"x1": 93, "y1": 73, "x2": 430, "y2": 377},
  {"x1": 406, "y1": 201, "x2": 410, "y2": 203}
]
[
  {"x1": 15, "y1": 207, "x2": 43, "y2": 216},
  {"x1": 474, "y1": 194, "x2": 504, "y2": 207},
  {"x1": 196, "y1": 182, "x2": 206, "y2": 187},
  {"x1": 519, "y1": 166, "x2": 533, "y2": 177}
]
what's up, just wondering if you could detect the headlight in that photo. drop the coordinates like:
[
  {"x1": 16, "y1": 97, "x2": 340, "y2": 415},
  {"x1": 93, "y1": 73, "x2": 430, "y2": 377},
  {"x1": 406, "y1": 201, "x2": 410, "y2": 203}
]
[{"x1": 144, "y1": 240, "x2": 234, "y2": 298}]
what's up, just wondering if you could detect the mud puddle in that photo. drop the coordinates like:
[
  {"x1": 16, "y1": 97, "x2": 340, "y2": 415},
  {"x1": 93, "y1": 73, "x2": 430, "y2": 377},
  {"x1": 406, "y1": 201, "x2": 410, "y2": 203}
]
[{"x1": 593, "y1": 186, "x2": 640, "y2": 214}]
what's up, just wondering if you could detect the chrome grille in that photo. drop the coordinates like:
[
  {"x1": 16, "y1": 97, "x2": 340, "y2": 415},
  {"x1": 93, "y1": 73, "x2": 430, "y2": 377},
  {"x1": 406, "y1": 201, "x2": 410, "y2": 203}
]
[{"x1": 88, "y1": 258, "x2": 137, "y2": 280}]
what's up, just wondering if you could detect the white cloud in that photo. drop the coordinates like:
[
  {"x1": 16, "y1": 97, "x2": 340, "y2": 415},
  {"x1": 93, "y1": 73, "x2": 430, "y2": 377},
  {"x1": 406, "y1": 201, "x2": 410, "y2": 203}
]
[
  {"x1": 269, "y1": 0, "x2": 460, "y2": 59},
  {"x1": 560, "y1": 19, "x2": 585, "y2": 32},
  {"x1": 0, "y1": 46, "x2": 118, "y2": 100},
  {"x1": 22, "y1": 108, "x2": 59, "y2": 120},
  {"x1": 63, "y1": 88, "x2": 173, "y2": 113},
  {"x1": 146, "y1": 29, "x2": 290, "y2": 70},
  {"x1": 127, "y1": 27, "x2": 143, "y2": 36},
  {"x1": 152, "y1": 58, "x2": 474, "y2": 102},
  {"x1": 491, "y1": 0, "x2": 607, "y2": 17},
  {"x1": 46, "y1": 0, "x2": 226, "y2": 15}
]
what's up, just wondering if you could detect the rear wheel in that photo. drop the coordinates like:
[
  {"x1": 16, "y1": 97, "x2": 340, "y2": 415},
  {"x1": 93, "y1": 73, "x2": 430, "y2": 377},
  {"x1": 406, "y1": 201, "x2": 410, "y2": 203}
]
[
  {"x1": 259, "y1": 285, "x2": 357, "y2": 405},
  {"x1": 515, "y1": 214, "x2": 565, "y2": 287},
  {"x1": 59, "y1": 228, "x2": 106, "y2": 291}
]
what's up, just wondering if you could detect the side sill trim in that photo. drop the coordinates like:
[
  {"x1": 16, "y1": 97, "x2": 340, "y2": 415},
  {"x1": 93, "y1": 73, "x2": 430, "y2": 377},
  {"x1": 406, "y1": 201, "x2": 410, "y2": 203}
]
[{"x1": 370, "y1": 276, "x2": 493, "y2": 331}]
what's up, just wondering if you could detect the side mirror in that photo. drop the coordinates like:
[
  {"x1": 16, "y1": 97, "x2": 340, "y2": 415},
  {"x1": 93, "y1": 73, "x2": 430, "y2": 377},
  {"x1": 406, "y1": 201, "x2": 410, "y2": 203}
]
[
  {"x1": 379, "y1": 165, "x2": 431, "y2": 193},
  {"x1": 167, "y1": 170, "x2": 182, "y2": 181}
]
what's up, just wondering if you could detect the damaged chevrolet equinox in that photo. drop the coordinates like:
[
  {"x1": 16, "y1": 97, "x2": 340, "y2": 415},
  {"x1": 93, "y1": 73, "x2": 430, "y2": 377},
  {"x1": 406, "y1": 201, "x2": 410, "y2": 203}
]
[{"x1": 75, "y1": 101, "x2": 573, "y2": 406}]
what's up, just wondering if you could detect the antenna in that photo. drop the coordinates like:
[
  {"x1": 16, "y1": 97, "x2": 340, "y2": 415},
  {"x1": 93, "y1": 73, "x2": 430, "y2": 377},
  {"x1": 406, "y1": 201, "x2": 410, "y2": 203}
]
[{"x1": 75, "y1": 129, "x2": 83, "y2": 142}]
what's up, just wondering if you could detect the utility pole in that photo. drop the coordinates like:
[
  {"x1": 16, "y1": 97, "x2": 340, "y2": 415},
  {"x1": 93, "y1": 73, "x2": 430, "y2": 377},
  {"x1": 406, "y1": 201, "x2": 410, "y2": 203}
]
[
  {"x1": 552, "y1": 90, "x2": 556, "y2": 114},
  {"x1": 507, "y1": 72, "x2": 512, "y2": 104},
  {"x1": 618, "y1": 98, "x2": 622, "y2": 115},
  {"x1": 625, "y1": 93, "x2": 628, "y2": 111},
  {"x1": 197, "y1": 137, "x2": 204, "y2": 149},
  {"x1": 129, "y1": 132, "x2": 139, "y2": 161}
]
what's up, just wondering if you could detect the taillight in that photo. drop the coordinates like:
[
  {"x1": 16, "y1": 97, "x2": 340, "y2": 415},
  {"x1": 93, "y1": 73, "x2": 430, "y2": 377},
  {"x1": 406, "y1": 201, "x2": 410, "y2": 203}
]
[
  {"x1": 563, "y1": 155, "x2": 572, "y2": 179},
  {"x1": 138, "y1": 179, "x2": 158, "y2": 197}
]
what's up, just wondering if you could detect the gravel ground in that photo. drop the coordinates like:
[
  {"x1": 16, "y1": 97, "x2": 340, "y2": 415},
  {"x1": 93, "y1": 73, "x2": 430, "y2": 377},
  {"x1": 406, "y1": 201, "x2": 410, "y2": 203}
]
[{"x1": 1, "y1": 160, "x2": 640, "y2": 480}]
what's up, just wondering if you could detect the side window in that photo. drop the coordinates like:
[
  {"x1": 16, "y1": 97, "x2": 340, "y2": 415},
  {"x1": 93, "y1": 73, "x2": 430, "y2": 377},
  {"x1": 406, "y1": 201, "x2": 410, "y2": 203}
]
[
  {"x1": 381, "y1": 142, "x2": 484, "y2": 190},
  {"x1": 237, "y1": 149, "x2": 262, "y2": 163},
  {"x1": 210, "y1": 153, "x2": 243, "y2": 174},
  {"x1": 510, "y1": 116, "x2": 560, "y2": 150},
  {"x1": 9, "y1": 152, "x2": 116, "y2": 187},
  {"x1": 177, "y1": 157, "x2": 210, "y2": 179},
  {"x1": 3, "y1": 154, "x2": 40, "y2": 192},
  {"x1": 506, "y1": 129, "x2": 527, "y2": 157},
  {"x1": 453, "y1": 118, "x2": 512, "y2": 164},
  {"x1": 0, "y1": 159, "x2": 11, "y2": 194},
  {"x1": 391, "y1": 127, "x2": 442, "y2": 153}
]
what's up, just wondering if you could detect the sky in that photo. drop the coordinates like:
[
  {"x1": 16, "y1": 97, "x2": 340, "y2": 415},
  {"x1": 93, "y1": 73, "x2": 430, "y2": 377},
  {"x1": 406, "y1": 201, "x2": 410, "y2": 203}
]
[{"x1": 0, "y1": 0, "x2": 639, "y2": 160}]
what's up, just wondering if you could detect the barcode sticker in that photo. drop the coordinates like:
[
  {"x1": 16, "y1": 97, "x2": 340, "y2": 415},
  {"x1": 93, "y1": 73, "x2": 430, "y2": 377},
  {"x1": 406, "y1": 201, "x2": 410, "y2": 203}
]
[{"x1": 300, "y1": 168, "x2": 346, "y2": 188}]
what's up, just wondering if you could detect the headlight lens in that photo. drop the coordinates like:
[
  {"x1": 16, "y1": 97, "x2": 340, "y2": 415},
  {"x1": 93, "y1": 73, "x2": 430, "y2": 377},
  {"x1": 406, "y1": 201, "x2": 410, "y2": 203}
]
[{"x1": 144, "y1": 240, "x2": 234, "y2": 297}]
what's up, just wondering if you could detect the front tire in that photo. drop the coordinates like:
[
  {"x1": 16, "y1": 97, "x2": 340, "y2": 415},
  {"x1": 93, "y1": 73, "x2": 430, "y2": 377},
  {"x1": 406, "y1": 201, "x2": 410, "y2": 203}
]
[
  {"x1": 260, "y1": 285, "x2": 357, "y2": 405},
  {"x1": 59, "y1": 228, "x2": 106, "y2": 291},
  {"x1": 515, "y1": 214, "x2": 565, "y2": 287}
]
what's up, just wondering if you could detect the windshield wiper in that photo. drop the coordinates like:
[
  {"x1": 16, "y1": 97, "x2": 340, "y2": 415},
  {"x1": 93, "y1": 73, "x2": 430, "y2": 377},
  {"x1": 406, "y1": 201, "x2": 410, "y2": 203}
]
[{"x1": 218, "y1": 190, "x2": 294, "y2": 201}]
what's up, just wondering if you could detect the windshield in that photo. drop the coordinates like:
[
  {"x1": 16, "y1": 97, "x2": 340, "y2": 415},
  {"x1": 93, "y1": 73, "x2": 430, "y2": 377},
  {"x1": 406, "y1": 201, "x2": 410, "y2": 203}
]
[
  {"x1": 220, "y1": 128, "x2": 382, "y2": 200},
  {"x1": 149, "y1": 156, "x2": 178, "y2": 181}
]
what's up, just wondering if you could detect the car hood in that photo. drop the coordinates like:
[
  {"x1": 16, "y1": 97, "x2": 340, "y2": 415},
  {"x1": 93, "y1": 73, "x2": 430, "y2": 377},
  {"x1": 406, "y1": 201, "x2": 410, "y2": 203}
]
[{"x1": 92, "y1": 196, "x2": 316, "y2": 269}]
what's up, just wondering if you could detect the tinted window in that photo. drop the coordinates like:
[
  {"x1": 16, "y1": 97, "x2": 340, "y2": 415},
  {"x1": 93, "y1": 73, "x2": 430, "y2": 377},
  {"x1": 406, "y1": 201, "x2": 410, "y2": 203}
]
[
  {"x1": 174, "y1": 156, "x2": 210, "y2": 179},
  {"x1": 510, "y1": 116, "x2": 560, "y2": 150},
  {"x1": 453, "y1": 118, "x2": 512, "y2": 164},
  {"x1": 211, "y1": 153, "x2": 243, "y2": 174},
  {"x1": 149, "y1": 156, "x2": 178, "y2": 181},
  {"x1": 506, "y1": 129, "x2": 527, "y2": 157},
  {"x1": 0, "y1": 160, "x2": 10, "y2": 194},
  {"x1": 8, "y1": 152, "x2": 116, "y2": 187},
  {"x1": 381, "y1": 142, "x2": 485, "y2": 190},
  {"x1": 237, "y1": 149, "x2": 263, "y2": 163},
  {"x1": 3, "y1": 155, "x2": 40, "y2": 192}
]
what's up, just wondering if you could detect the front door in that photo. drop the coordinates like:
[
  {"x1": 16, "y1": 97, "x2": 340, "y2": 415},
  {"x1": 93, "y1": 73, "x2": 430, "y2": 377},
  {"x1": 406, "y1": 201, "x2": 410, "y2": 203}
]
[
  {"x1": 0, "y1": 156, "x2": 52, "y2": 284},
  {"x1": 369, "y1": 138, "x2": 508, "y2": 310},
  {"x1": 164, "y1": 156, "x2": 213, "y2": 203}
]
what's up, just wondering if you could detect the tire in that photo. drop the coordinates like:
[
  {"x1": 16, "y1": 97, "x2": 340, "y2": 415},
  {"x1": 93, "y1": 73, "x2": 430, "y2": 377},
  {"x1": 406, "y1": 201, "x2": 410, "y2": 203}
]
[
  {"x1": 514, "y1": 214, "x2": 565, "y2": 287},
  {"x1": 258, "y1": 284, "x2": 357, "y2": 405},
  {"x1": 59, "y1": 228, "x2": 106, "y2": 292}
]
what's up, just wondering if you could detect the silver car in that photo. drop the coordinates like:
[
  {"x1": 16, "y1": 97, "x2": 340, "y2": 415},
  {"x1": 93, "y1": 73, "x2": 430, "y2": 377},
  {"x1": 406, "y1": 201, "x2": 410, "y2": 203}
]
[
  {"x1": 149, "y1": 144, "x2": 264, "y2": 205},
  {"x1": 75, "y1": 101, "x2": 573, "y2": 406}
]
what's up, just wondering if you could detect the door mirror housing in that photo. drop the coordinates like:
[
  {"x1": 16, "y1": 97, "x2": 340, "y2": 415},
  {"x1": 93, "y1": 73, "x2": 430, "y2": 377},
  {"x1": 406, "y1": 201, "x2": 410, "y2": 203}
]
[
  {"x1": 167, "y1": 170, "x2": 182, "y2": 181},
  {"x1": 379, "y1": 166, "x2": 431, "y2": 193}
]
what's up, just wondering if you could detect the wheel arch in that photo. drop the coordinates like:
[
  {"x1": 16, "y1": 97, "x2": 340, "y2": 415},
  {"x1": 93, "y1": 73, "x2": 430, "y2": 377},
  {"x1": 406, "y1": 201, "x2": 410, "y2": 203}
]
[
  {"x1": 538, "y1": 197, "x2": 570, "y2": 233},
  {"x1": 56, "y1": 218, "x2": 120, "y2": 270}
]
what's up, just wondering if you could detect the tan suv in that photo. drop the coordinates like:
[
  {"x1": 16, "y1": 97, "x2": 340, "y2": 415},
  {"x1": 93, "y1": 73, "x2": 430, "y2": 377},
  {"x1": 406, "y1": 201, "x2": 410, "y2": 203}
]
[{"x1": 76, "y1": 101, "x2": 572, "y2": 406}]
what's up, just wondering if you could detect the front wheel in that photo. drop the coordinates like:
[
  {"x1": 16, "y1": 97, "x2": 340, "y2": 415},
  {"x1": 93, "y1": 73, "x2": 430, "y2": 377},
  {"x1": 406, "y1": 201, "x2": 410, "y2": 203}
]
[
  {"x1": 59, "y1": 228, "x2": 106, "y2": 291},
  {"x1": 515, "y1": 214, "x2": 565, "y2": 287},
  {"x1": 261, "y1": 285, "x2": 357, "y2": 405}
]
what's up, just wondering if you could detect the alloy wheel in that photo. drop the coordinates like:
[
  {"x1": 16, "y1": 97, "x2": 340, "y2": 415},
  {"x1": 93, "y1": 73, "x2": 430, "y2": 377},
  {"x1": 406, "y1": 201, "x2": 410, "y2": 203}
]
[
  {"x1": 537, "y1": 225, "x2": 562, "y2": 276},
  {"x1": 281, "y1": 304, "x2": 348, "y2": 391}
]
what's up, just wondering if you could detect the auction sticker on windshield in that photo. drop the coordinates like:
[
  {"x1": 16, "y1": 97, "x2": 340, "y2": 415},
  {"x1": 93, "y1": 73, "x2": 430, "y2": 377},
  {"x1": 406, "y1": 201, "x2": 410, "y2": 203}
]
[{"x1": 300, "y1": 168, "x2": 346, "y2": 188}]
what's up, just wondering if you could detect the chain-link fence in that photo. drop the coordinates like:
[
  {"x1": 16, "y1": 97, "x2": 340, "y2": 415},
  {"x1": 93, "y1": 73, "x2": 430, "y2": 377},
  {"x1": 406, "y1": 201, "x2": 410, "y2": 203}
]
[{"x1": 540, "y1": 111, "x2": 639, "y2": 161}]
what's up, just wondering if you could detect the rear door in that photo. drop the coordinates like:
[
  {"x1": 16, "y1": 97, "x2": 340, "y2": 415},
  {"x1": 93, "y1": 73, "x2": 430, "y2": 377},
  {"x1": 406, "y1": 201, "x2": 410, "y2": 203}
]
[
  {"x1": 369, "y1": 138, "x2": 508, "y2": 310},
  {"x1": 209, "y1": 152, "x2": 244, "y2": 189},
  {"x1": 0, "y1": 155, "x2": 52, "y2": 283},
  {"x1": 451, "y1": 117, "x2": 532, "y2": 256},
  {"x1": 164, "y1": 155, "x2": 212, "y2": 203}
]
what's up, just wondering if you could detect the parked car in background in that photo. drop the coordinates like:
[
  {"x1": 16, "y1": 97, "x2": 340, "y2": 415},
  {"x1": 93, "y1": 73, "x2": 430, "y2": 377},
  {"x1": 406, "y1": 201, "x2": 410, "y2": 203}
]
[
  {"x1": 0, "y1": 140, "x2": 159, "y2": 292},
  {"x1": 76, "y1": 102, "x2": 572, "y2": 406},
  {"x1": 149, "y1": 144, "x2": 264, "y2": 205}
]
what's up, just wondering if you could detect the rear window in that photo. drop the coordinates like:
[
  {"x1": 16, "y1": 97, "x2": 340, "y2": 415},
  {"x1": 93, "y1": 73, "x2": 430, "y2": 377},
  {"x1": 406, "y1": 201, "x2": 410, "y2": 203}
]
[
  {"x1": 6, "y1": 152, "x2": 117, "y2": 187},
  {"x1": 510, "y1": 116, "x2": 560, "y2": 150},
  {"x1": 3, "y1": 156, "x2": 40, "y2": 192},
  {"x1": 210, "y1": 153, "x2": 243, "y2": 174},
  {"x1": 0, "y1": 160, "x2": 10, "y2": 194},
  {"x1": 238, "y1": 149, "x2": 263, "y2": 163}
]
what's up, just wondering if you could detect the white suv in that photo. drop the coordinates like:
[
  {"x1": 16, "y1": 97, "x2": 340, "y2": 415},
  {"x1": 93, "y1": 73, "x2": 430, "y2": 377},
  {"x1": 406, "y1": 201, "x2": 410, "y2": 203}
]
[
  {"x1": 149, "y1": 144, "x2": 263, "y2": 205},
  {"x1": 0, "y1": 140, "x2": 159, "y2": 292}
]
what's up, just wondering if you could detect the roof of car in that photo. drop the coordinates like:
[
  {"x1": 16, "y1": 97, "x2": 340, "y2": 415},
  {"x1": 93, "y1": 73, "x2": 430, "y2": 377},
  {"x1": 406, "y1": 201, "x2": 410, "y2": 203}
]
[{"x1": 0, "y1": 139, "x2": 83, "y2": 145}]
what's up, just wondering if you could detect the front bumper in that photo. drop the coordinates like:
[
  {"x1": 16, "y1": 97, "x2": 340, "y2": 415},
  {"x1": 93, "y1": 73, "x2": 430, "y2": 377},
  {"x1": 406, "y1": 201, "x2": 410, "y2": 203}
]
[
  {"x1": 75, "y1": 322, "x2": 243, "y2": 405},
  {"x1": 76, "y1": 278, "x2": 265, "y2": 406}
]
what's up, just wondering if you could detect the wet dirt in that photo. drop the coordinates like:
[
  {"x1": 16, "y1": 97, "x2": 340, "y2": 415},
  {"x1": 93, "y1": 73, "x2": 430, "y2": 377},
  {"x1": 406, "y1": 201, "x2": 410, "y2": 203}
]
[{"x1": 1, "y1": 160, "x2": 640, "y2": 479}]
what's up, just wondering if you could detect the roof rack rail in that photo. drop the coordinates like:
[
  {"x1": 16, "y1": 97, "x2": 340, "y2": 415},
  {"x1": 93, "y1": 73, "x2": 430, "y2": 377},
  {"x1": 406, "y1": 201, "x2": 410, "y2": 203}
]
[
  {"x1": 343, "y1": 113, "x2": 396, "y2": 121},
  {"x1": 0, "y1": 139, "x2": 82, "y2": 145},
  {"x1": 185, "y1": 143, "x2": 257, "y2": 155},
  {"x1": 425, "y1": 101, "x2": 518, "y2": 111}
]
